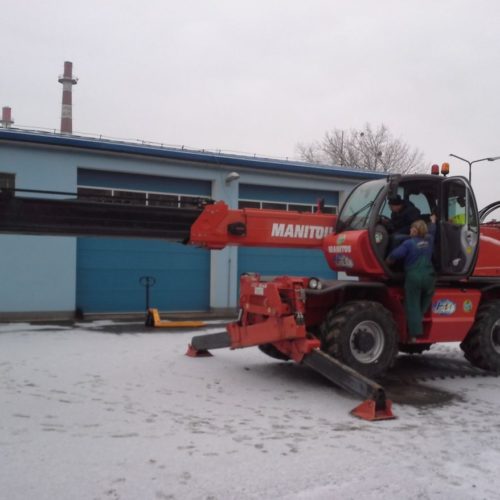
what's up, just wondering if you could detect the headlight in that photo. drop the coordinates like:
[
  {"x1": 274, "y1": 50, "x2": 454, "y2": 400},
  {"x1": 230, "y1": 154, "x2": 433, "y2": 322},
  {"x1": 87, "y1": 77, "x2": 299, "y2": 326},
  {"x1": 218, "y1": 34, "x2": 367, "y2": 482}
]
[{"x1": 308, "y1": 277, "x2": 322, "y2": 290}]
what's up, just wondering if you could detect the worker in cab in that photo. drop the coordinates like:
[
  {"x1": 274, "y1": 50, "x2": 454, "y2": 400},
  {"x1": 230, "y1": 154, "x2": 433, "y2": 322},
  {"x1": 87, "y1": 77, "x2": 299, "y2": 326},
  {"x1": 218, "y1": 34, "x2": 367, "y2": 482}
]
[
  {"x1": 379, "y1": 194, "x2": 421, "y2": 251},
  {"x1": 385, "y1": 215, "x2": 437, "y2": 341},
  {"x1": 387, "y1": 195, "x2": 421, "y2": 235},
  {"x1": 449, "y1": 212, "x2": 466, "y2": 225}
]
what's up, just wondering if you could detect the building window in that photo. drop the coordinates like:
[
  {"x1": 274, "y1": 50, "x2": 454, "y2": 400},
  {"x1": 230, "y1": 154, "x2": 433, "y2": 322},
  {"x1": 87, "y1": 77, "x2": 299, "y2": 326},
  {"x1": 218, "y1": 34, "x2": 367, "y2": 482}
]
[
  {"x1": 77, "y1": 187, "x2": 112, "y2": 203},
  {"x1": 239, "y1": 198, "x2": 337, "y2": 214},
  {"x1": 113, "y1": 190, "x2": 147, "y2": 205},
  {"x1": 179, "y1": 195, "x2": 205, "y2": 208},
  {"x1": 0, "y1": 173, "x2": 15, "y2": 190},
  {"x1": 289, "y1": 203, "x2": 313, "y2": 213},
  {"x1": 262, "y1": 201, "x2": 287, "y2": 211},
  {"x1": 148, "y1": 193, "x2": 179, "y2": 208},
  {"x1": 316, "y1": 205, "x2": 337, "y2": 215},
  {"x1": 238, "y1": 200, "x2": 260, "y2": 209},
  {"x1": 78, "y1": 185, "x2": 209, "y2": 208}
]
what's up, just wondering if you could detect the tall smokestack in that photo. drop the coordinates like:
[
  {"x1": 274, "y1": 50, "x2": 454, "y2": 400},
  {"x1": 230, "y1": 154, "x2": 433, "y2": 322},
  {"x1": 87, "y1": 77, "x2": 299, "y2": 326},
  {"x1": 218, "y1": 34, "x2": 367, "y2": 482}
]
[
  {"x1": 58, "y1": 61, "x2": 78, "y2": 134},
  {"x1": 1, "y1": 107, "x2": 14, "y2": 128}
]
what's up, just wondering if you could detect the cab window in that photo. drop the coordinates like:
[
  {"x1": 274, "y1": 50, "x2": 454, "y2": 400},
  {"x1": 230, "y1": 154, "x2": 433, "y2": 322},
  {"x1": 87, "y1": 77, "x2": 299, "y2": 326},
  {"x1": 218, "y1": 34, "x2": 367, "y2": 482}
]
[
  {"x1": 447, "y1": 193, "x2": 466, "y2": 225},
  {"x1": 409, "y1": 193, "x2": 431, "y2": 218},
  {"x1": 440, "y1": 179, "x2": 479, "y2": 275},
  {"x1": 337, "y1": 179, "x2": 385, "y2": 231}
]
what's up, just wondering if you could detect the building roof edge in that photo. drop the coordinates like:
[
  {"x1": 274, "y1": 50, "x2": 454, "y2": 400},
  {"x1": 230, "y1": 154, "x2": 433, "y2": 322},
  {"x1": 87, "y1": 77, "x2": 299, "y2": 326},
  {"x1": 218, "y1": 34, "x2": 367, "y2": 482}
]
[{"x1": 0, "y1": 128, "x2": 386, "y2": 180}]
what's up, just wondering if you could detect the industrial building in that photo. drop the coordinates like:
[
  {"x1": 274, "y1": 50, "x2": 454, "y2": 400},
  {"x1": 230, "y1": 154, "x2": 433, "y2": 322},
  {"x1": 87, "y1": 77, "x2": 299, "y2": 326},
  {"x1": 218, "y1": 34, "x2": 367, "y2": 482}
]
[
  {"x1": 0, "y1": 128, "x2": 386, "y2": 319},
  {"x1": 0, "y1": 62, "x2": 383, "y2": 320}
]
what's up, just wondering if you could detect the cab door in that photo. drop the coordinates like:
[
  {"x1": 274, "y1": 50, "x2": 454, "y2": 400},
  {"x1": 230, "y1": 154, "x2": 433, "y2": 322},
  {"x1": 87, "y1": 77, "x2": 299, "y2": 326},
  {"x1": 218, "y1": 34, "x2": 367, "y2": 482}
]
[{"x1": 439, "y1": 177, "x2": 480, "y2": 276}]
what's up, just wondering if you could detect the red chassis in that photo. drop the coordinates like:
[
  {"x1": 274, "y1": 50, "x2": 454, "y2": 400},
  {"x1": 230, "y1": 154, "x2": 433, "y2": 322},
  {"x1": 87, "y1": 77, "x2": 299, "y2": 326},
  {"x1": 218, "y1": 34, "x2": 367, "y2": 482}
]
[{"x1": 185, "y1": 174, "x2": 500, "y2": 421}]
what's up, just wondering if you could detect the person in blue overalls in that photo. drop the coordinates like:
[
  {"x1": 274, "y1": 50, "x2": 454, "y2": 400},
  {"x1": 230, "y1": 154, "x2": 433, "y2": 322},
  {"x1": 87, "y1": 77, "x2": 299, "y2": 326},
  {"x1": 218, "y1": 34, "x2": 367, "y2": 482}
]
[{"x1": 386, "y1": 215, "x2": 437, "y2": 340}]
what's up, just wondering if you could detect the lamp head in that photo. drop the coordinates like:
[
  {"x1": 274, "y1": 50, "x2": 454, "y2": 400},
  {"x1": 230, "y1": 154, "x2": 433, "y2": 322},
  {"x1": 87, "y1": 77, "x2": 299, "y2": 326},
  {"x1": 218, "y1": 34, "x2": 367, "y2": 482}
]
[{"x1": 225, "y1": 172, "x2": 240, "y2": 184}]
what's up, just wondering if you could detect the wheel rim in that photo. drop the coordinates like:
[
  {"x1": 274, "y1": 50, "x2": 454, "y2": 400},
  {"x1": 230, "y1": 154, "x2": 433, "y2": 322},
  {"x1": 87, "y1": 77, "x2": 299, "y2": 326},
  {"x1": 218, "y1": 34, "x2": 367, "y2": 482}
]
[
  {"x1": 491, "y1": 319, "x2": 500, "y2": 354},
  {"x1": 349, "y1": 320, "x2": 385, "y2": 364}
]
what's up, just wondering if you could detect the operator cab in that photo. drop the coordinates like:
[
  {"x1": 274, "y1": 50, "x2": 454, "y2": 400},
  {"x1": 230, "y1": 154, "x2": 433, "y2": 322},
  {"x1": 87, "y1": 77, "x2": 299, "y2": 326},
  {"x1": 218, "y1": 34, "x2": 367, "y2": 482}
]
[{"x1": 335, "y1": 174, "x2": 480, "y2": 280}]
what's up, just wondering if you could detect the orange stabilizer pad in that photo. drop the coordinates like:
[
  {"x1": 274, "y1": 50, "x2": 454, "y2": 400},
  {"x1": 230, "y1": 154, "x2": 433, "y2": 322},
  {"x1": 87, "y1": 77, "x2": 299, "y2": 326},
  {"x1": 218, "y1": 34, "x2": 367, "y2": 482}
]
[
  {"x1": 351, "y1": 399, "x2": 396, "y2": 421},
  {"x1": 186, "y1": 344, "x2": 213, "y2": 357}
]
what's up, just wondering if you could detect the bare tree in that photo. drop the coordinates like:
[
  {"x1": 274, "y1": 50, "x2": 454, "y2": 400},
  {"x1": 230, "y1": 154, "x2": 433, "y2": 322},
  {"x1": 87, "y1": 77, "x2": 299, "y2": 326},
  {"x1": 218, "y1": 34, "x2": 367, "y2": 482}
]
[{"x1": 297, "y1": 123, "x2": 425, "y2": 174}]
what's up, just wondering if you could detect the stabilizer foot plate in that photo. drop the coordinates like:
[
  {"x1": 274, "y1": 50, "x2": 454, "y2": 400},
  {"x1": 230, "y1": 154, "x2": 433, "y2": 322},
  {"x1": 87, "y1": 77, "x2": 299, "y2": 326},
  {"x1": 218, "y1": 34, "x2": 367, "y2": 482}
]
[
  {"x1": 186, "y1": 344, "x2": 213, "y2": 357},
  {"x1": 351, "y1": 399, "x2": 395, "y2": 421}
]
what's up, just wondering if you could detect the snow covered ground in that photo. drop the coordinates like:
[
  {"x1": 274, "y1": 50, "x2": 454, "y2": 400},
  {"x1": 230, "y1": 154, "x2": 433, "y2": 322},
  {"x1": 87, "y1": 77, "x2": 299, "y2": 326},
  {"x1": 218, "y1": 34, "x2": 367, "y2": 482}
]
[{"x1": 1, "y1": 320, "x2": 500, "y2": 500}]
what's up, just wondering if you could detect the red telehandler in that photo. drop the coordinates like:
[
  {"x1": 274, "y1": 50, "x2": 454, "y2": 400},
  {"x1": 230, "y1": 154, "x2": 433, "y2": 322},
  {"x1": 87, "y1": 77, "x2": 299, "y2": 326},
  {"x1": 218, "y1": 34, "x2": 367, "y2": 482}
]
[{"x1": 1, "y1": 169, "x2": 500, "y2": 420}]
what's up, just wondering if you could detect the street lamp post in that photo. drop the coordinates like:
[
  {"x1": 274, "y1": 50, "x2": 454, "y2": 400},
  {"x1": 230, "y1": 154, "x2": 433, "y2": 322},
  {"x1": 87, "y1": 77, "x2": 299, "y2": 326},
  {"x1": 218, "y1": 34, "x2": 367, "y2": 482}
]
[{"x1": 449, "y1": 154, "x2": 500, "y2": 183}]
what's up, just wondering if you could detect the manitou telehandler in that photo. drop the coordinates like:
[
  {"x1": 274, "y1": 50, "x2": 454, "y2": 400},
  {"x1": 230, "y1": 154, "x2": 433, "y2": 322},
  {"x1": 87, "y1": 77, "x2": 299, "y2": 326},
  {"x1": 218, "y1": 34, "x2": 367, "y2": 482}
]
[{"x1": 1, "y1": 166, "x2": 500, "y2": 420}]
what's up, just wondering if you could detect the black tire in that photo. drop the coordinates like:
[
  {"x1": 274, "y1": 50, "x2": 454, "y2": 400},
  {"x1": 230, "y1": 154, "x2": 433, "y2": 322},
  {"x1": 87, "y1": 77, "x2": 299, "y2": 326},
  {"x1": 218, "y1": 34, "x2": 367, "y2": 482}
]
[
  {"x1": 320, "y1": 300, "x2": 398, "y2": 378},
  {"x1": 399, "y1": 343, "x2": 432, "y2": 355},
  {"x1": 460, "y1": 300, "x2": 500, "y2": 372},
  {"x1": 258, "y1": 343, "x2": 290, "y2": 361}
]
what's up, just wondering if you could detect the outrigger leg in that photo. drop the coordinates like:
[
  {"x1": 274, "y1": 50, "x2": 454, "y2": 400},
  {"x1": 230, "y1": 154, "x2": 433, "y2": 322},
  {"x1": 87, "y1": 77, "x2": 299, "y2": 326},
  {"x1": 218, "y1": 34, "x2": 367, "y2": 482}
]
[
  {"x1": 186, "y1": 330, "x2": 394, "y2": 421},
  {"x1": 186, "y1": 330, "x2": 231, "y2": 357},
  {"x1": 301, "y1": 349, "x2": 394, "y2": 421}
]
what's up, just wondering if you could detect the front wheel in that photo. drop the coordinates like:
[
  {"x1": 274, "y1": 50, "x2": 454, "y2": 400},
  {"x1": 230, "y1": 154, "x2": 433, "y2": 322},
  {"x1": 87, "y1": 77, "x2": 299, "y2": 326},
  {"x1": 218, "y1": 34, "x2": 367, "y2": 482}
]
[
  {"x1": 460, "y1": 300, "x2": 500, "y2": 372},
  {"x1": 320, "y1": 300, "x2": 398, "y2": 378}
]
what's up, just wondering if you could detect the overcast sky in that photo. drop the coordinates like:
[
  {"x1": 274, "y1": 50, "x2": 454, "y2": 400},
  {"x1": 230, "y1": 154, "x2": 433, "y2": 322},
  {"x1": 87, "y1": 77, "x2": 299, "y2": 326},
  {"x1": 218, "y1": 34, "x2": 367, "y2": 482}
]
[{"x1": 2, "y1": 0, "x2": 500, "y2": 205}]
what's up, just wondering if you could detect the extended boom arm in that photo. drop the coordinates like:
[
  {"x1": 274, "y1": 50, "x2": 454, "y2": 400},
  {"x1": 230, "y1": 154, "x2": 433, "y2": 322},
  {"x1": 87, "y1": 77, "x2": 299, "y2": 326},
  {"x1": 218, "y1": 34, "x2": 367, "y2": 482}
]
[
  {"x1": 189, "y1": 200, "x2": 336, "y2": 249},
  {"x1": 0, "y1": 189, "x2": 336, "y2": 250}
]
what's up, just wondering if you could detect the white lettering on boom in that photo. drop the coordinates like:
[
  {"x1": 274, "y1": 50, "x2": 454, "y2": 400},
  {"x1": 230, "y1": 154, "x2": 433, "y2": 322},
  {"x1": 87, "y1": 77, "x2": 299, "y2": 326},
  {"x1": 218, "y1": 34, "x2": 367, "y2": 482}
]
[{"x1": 271, "y1": 223, "x2": 333, "y2": 239}]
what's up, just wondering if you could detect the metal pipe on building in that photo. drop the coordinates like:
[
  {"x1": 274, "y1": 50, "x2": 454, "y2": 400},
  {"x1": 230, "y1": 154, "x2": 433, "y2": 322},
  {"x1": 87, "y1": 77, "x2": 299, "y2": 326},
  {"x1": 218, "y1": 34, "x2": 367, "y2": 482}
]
[{"x1": 1, "y1": 107, "x2": 14, "y2": 128}]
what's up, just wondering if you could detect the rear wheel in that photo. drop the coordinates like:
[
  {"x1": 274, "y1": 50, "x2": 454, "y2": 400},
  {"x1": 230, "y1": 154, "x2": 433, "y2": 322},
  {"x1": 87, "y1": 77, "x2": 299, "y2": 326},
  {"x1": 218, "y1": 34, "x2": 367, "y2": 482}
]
[
  {"x1": 460, "y1": 300, "x2": 500, "y2": 372},
  {"x1": 320, "y1": 300, "x2": 398, "y2": 378}
]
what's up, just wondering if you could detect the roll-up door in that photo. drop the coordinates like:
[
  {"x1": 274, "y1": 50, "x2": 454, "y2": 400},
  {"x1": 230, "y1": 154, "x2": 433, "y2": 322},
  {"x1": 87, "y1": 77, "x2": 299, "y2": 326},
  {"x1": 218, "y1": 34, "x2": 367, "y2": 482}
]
[{"x1": 76, "y1": 169, "x2": 211, "y2": 313}]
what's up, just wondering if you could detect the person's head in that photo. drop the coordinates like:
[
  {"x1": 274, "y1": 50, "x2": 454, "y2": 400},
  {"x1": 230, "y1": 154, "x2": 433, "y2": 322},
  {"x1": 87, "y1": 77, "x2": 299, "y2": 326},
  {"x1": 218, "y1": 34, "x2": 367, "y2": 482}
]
[
  {"x1": 388, "y1": 195, "x2": 404, "y2": 213},
  {"x1": 410, "y1": 219, "x2": 428, "y2": 238}
]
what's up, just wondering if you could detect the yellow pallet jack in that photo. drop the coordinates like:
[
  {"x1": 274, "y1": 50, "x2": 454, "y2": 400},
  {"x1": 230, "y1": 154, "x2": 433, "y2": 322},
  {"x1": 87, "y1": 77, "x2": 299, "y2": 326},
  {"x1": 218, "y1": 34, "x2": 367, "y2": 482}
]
[{"x1": 145, "y1": 308, "x2": 206, "y2": 328}]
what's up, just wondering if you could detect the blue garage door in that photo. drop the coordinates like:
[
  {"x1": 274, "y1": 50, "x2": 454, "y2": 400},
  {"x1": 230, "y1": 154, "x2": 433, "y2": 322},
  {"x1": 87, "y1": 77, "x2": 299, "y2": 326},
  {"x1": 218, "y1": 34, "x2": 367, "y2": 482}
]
[
  {"x1": 76, "y1": 169, "x2": 211, "y2": 313},
  {"x1": 238, "y1": 184, "x2": 338, "y2": 279},
  {"x1": 238, "y1": 247, "x2": 335, "y2": 278},
  {"x1": 76, "y1": 239, "x2": 209, "y2": 313}
]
